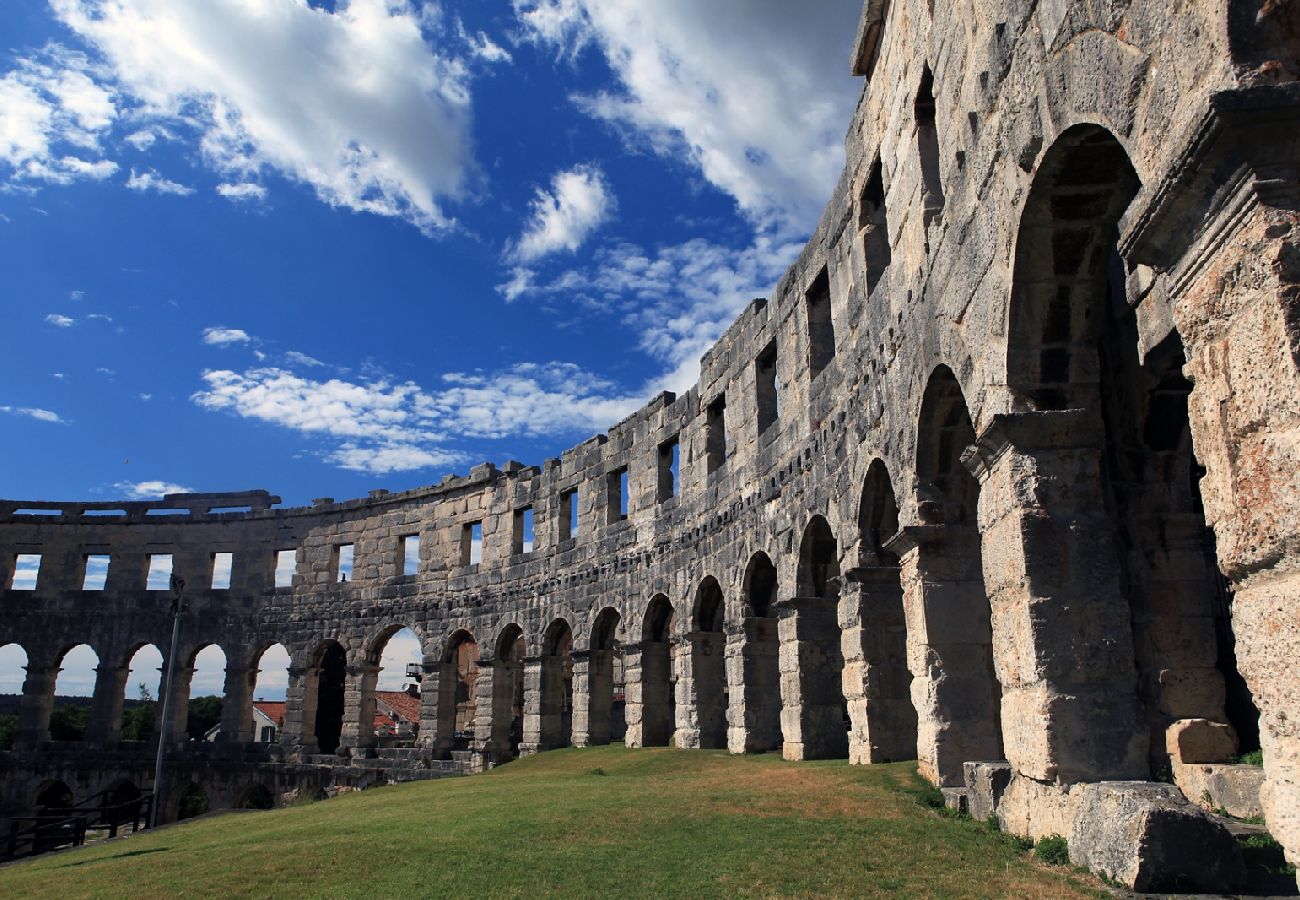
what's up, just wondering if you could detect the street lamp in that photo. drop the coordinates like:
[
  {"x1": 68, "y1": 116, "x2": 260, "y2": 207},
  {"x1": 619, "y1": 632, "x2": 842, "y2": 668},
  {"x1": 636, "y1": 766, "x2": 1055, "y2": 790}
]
[{"x1": 151, "y1": 574, "x2": 186, "y2": 828}]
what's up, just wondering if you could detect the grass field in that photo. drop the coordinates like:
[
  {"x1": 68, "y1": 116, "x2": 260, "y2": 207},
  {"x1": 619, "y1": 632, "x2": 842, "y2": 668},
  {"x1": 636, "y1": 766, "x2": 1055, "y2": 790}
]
[{"x1": 0, "y1": 747, "x2": 1106, "y2": 898}]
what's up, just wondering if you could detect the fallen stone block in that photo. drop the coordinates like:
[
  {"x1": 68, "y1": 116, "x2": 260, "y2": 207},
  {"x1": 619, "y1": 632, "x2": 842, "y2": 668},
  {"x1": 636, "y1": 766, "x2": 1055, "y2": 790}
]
[{"x1": 963, "y1": 760, "x2": 1012, "y2": 822}]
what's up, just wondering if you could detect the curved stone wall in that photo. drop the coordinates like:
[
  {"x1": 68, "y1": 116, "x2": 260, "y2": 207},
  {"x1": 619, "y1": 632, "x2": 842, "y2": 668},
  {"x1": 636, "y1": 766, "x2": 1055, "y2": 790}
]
[{"x1": 3, "y1": 0, "x2": 1299, "y2": 886}]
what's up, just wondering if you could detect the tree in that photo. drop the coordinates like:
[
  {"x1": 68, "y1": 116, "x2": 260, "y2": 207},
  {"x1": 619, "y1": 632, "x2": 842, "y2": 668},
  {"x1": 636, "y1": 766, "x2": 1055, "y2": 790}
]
[
  {"x1": 186, "y1": 695, "x2": 223, "y2": 740},
  {"x1": 121, "y1": 683, "x2": 156, "y2": 742},
  {"x1": 48, "y1": 703, "x2": 90, "y2": 741}
]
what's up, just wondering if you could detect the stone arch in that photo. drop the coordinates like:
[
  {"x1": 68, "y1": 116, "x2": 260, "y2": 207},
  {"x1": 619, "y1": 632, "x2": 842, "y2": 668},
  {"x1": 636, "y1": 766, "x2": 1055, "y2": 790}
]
[
  {"x1": 680, "y1": 577, "x2": 727, "y2": 750},
  {"x1": 523, "y1": 619, "x2": 573, "y2": 753},
  {"x1": 476, "y1": 623, "x2": 525, "y2": 761},
  {"x1": 842, "y1": 459, "x2": 916, "y2": 764},
  {"x1": 627, "y1": 594, "x2": 675, "y2": 748},
  {"x1": 577, "y1": 607, "x2": 624, "y2": 746},
  {"x1": 120, "y1": 643, "x2": 163, "y2": 743},
  {"x1": 34, "y1": 779, "x2": 74, "y2": 815},
  {"x1": 249, "y1": 642, "x2": 291, "y2": 743},
  {"x1": 434, "y1": 629, "x2": 479, "y2": 755},
  {"x1": 179, "y1": 643, "x2": 227, "y2": 742},
  {"x1": 796, "y1": 515, "x2": 840, "y2": 599},
  {"x1": 732, "y1": 552, "x2": 781, "y2": 753},
  {"x1": 303, "y1": 639, "x2": 346, "y2": 755},
  {"x1": 896, "y1": 364, "x2": 1003, "y2": 786},
  {"x1": 176, "y1": 782, "x2": 209, "y2": 820},
  {"x1": 355, "y1": 625, "x2": 424, "y2": 749},
  {"x1": 50, "y1": 643, "x2": 98, "y2": 742},
  {"x1": 236, "y1": 783, "x2": 275, "y2": 810},
  {"x1": 0, "y1": 642, "x2": 27, "y2": 749}
]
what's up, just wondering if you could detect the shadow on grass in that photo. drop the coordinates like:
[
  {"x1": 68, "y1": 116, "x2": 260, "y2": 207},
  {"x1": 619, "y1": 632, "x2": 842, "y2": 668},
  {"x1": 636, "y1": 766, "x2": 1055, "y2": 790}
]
[{"x1": 58, "y1": 846, "x2": 170, "y2": 868}]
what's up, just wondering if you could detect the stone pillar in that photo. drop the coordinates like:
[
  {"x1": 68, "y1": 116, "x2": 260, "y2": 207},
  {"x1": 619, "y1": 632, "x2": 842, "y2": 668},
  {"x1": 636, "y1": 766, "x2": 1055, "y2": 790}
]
[
  {"x1": 86, "y1": 663, "x2": 129, "y2": 744},
  {"x1": 966, "y1": 411, "x2": 1148, "y2": 783},
  {"x1": 417, "y1": 662, "x2": 444, "y2": 753},
  {"x1": 887, "y1": 525, "x2": 1002, "y2": 787},
  {"x1": 841, "y1": 568, "x2": 917, "y2": 764},
  {"x1": 469, "y1": 660, "x2": 503, "y2": 771},
  {"x1": 776, "y1": 596, "x2": 848, "y2": 760},
  {"x1": 676, "y1": 631, "x2": 726, "y2": 749},
  {"x1": 573, "y1": 649, "x2": 613, "y2": 747},
  {"x1": 281, "y1": 665, "x2": 313, "y2": 752},
  {"x1": 518, "y1": 656, "x2": 545, "y2": 755},
  {"x1": 624, "y1": 641, "x2": 673, "y2": 748},
  {"x1": 340, "y1": 663, "x2": 380, "y2": 753},
  {"x1": 163, "y1": 666, "x2": 196, "y2": 743},
  {"x1": 14, "y1": 663, "x2": 57, "y2": 748},
  {"x1": 728, "y1": 619, "x2": 781, "y2": 754},
  {"x1": 217, "y1": 665, "x2": 254, "y2": 744}
]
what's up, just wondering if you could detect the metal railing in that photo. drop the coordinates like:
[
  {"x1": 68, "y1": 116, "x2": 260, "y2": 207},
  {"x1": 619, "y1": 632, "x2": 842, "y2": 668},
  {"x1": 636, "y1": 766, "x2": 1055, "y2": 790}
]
[{"x1": 2, "y1": 790, "x2": 154, "y2": 862}]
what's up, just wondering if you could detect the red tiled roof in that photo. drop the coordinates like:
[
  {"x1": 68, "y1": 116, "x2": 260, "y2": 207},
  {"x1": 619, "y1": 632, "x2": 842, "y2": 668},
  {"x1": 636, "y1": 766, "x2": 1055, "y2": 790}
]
[
  {"x1": 376, "y1": 690, "x2": 421, "y2": 724},
  {"x1": 254, "y1": 700, "x2": 286, "y2": 724}
]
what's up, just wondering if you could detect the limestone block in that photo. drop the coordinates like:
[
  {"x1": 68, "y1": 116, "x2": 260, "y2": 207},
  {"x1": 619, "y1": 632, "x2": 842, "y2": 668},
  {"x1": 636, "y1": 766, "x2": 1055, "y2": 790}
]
[
  {"x1": 1068, "y1": 782, "x2": 1242, "y2": 893},
  {"x1": 964, "y1": 760, "x2": 1012, "y2": 823},
  {"x1": 1173, "y1": 762, "x2": 1266, "y2": 819},
  {"x1": 1166, "y1": 718, "x2": 1238, "y2": 764},
  {"x1": 1157, "y1": 667, "x2": 1227, "y2": 719}
]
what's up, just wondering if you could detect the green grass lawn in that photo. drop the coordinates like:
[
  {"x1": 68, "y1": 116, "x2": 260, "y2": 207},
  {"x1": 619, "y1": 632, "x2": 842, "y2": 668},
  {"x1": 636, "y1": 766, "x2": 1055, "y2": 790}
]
[{"x1": 0, "y1": 747, "x2": 1106, "y2": 898}]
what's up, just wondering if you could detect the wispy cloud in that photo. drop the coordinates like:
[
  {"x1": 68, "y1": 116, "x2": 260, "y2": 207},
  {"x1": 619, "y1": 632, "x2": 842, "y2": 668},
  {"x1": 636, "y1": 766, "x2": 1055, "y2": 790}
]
[
  {"x1": 202, "y1": 326, "x2": 252, "y2": 346},
  {"x1": 45, "y1": 313, "x2": 74, "y2": 327},
  {"x1": 1, "y1": 405, "x2": 66, "y2": 424},
  {"x1": 511, "y1": 163, "x2": 614, "y2": 263},
  {"x1": 113, "y1": 479, "x2": 193, "y2": 499},
  {"x1": 216, "y1": 181, "x2": 266, "y2": 201},
  {"x1": 125, "y1": 167, "x2": 193, "y2": 195}
]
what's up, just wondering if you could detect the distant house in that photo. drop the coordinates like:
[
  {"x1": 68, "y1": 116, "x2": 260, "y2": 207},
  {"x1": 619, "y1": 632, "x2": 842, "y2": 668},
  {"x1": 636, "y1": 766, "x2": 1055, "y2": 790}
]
[
  {"x1": 202, "y1": 700, "x2": 285, "y2": 743},
  {"x1": 374, "y1": 686, "x2": 421, "y2": 739}
]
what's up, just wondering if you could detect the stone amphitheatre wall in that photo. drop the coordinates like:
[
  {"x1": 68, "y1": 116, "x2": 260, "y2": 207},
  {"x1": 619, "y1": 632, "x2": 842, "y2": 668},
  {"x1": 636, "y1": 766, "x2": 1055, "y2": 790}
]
[{"x1": 2, "y1": 0, "x2": 1298, "y2": 888}]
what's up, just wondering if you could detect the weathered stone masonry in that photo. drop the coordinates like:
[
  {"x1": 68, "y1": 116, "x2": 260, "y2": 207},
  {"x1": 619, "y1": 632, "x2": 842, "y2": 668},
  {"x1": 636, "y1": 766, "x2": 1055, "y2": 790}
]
[{"x1": 3, "y1": 0, "x2": 1299, "y2": 889}]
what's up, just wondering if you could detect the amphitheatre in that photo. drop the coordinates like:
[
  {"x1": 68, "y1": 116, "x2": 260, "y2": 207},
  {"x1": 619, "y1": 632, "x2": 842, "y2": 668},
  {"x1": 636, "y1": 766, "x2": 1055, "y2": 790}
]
[{"x1": 2, "y1": 0, "x2": 1299, "y2": 892}]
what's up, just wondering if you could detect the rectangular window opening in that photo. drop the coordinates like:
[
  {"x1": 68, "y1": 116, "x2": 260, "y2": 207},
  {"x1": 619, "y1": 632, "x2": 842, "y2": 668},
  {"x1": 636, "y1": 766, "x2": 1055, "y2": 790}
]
[
  {"x1": 211, "y1": 552, "x2": 233, "y2": 590},
  {"x1": 756, "y1": 340, "x2": 780, "y2": 434},
  {"x1": 274, "y1": 549, "x2": 296, "y2": 589},
  {"x1": 558, "y1": 488, "x2": 578, "y2": 542},
  {"x1": 461, "y1": 522, "x2": 482, "y2": 566},
  {"x1": 11, "y1": 553, "x2": 41, "y2": 590},
  {"x1": 806, "y1": 267, "x2": 836, "y2": 381},
  {"x1": 334, "y1": 544, "x2": 354, "y2": 582},
  {"x1": 607, "y1": 467, "x2": 629, "y2": 523},
  {"x1": 706, "y1": 395, "x2": 728, "y2": 474},
  {"x1": 513, "y1": 506, "x2": 534, "y2": 555},
  {"x1": 657, "y1": 437, "x2": 680, "y2": 502},
  {"x1": 401, "y1": 534, "x2": 420, "y2": 577},
  {"x1": 145, "y1": 553, "x2": 173, "y2": 591},
  {"x1": 83, "y1": 554, "x2": 110, "y2": 591}
]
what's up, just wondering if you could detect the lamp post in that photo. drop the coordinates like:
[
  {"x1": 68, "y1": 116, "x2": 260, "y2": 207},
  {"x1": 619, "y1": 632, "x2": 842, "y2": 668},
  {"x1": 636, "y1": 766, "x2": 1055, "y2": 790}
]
[{"x1": 151, "y1": 574, "x2": 186, "y2": 829}]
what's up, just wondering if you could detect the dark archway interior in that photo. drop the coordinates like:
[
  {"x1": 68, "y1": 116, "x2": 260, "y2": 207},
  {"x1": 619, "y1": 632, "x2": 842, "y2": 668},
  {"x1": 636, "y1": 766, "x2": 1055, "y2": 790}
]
[
  {"x1": 858, "y1": 460, "x2": 900, "y2": 565},
  {"x1": 797, "y1": 517, "x2": 840, "y2": 599},
  {"x1": 640, "y1": 596, "x2": 676, "y2": 746},
  {"x1": 314, "y1": 642, "x2": 346, "y2": 755},
  {"x1": 36, "y1": 781, "x2": 73, "y2": 813}
]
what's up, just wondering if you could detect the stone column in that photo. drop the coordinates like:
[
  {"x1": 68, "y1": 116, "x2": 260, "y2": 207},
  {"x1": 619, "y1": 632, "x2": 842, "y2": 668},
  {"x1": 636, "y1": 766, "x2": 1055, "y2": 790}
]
[
  {"x1": 677, "y1": 630, "x2": 726, "y2": 749},
  {"x1": 281, "y1": 665, "x2": 313, "y2": 752},
  {"x1": 624, "y1": 641, "x2": 673, "y2": 747},
  {"x1": 887, "y1": 525, "x2": 1002, "y2": 787},
  {"x1": 573, "y1": 649, "x2": 613, "y2": 747},
  {"x1": 469, "y1": 660, "x2": 500, "y2": 771},
  {"x1": 423, "y1": 660, "x2": 454, "y2": 754},
  {"x1": 728, "y1": 619, "x2": 781, "y2": 754},
  {"x1": 518, "y1": 656, "x2": 545, "y2": 756},
  {"x1": 841, "y1": 567, "x2": 917, "y2": 764},
  {"x1": 163, "y1": 666, "x2": 196, "y2": 743},
  {"x1": 14, "y1": 663, "x2": 57, "y2": 748},
  {"x1": 570, "y1": 650, "x2": 593, "y2": 747},
  {"x1": 86, "y1": 663, "x2": 129, "y2": 744},
  {"x1": 217, "y1": 665, "x2": 254, "y2": 744},
  {"x1": 966, "y1": 410, "x2": 1148, "y2": 783},
  {"x1": 776, "y1": 596, "x2": 848, "y2": 760},
  {"x1": 340, "y1": 662, "x2": 379, "y2": 754}
]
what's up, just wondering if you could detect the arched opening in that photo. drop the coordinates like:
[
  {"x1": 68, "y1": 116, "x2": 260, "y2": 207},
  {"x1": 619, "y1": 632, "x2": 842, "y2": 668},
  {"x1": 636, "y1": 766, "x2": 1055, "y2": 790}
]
[
  {"x1": 51, "y1": 644, "x2": 98, "y2": 742},
  {"x1": 907, "y1": 365, "x2": 1003, "y2": 784},
  {"x1": 176, "y1": 783, "x2": 209, "y2": 820},
  {"x1": 630, "y1": 595, "x2": 675, "y2": 747},
  {"x1": 683, "y1": 577, "x2": 727, "y2": 750},
  {"x1": 529, "y1": 619, "x2": 573, "y2": 751},
  {"x1": 737, "y1": 553, "x2": 781, "y2": 752},
  {"x1": 914, "y1": 64, "x2": 945, "y2": 235},
  {"x1": 584, "y1": 607, "x2": 623, "y2": 746},
  {"x1": 0, "y1": 642, "x2": 29, "y2": 750},
  {"x1": 859, "y1": 156, "x2": 892, "y2": 295},
  {"x1": 252, "y1": 643, "x2": 291, "y2": 743},
  {"x1": 845, "y1": 461, "x2": 917, "y2": 763},
  {"x1": 184, "y1": 645, "x2": 226, "y2": 741},
  {"x1": 488, "y1": 625, "x2": 525, "y2": 760},
  {"x1": 1007, "y1": 124, "x2": 1257, "y2": 767},
  {"x1": 311, "y1": 641, "x2": 347, "y2": 755},
  {"x1": 237, "y1": 783, "x2": 275, "y2": 810},
  {"x1": 371, "y1": 627, "x2": 423, "y2": 746},
  {"x1": 121, "y1": 644, "x2": 162, "y2": 742},
  {"x1": 435, "y1": 630, "x2": 478, "y2": 754},
  {"x1": 780, "y1": 518, "x2": 848, "y2": 760},
  {"x1": 35, "y1": 780, "x2": 74, "y2": 815}
]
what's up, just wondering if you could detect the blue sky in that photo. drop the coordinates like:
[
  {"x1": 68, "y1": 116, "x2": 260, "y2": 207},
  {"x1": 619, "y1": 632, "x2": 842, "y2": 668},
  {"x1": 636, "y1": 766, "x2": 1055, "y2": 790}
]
[{"x1": 1, "y1": 0, "x2": 862, "y2": 510}]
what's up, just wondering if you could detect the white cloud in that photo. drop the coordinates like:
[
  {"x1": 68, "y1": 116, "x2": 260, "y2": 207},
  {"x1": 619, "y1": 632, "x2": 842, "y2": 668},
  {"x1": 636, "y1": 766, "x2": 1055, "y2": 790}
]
[
  {"x1": 47, "y1": 0, "x2": 478, "y2": 233},
  {"x1": 457, "y1": 20, "x2": 513, "y2": 65},
  {"x1": 113, "y1": 479, "x2": 193, "y2": 499},
  {"x1": 191, "y1": 359, "x2": 646, "y2": 475},
  {"x1": 69, "y1": 289, "x2": 85, "y2": 300},
  {"x1": 45, "y1": 313, "x2": 74, "y2": 327},
  {"x1": 1, "y1": 405, "x2": 66, "y2": 424},
  {"x1": 512, "y1": 163, "x2": 614, "y2": 262},
  {"x1": 202, "y1": 325, "x2": 252, "y2": 345},
  {"x1": 284, "y1": 350, "x2": 324, "y2": 367},
  {"x1": 137, "y1": 392, "x2": 152, "y2": 401},
  {"x1": 513, "y1": 0, "x2": 860, "y2": 236},
  {"x1": 95, "y1": 366, "x2": 115, "y2": 376},
  {"x1": 497, "y1": 266, "x2": 535, "y2": 302},
  {"x1": 86, "y1": 312, "x2": 112, "y2": 322},
  {"x1": 216, "y1": 181, "x2": 266, "y2": 201},
  {"x1": 0, "y1": 46, "x2": 118, "y2": 185},
  {"x1": 52, "y1": 372, "x2": 67, "y2": 380},
  {"x1": 126, "y1": 166, "x2": 194, "y2": 195}
]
